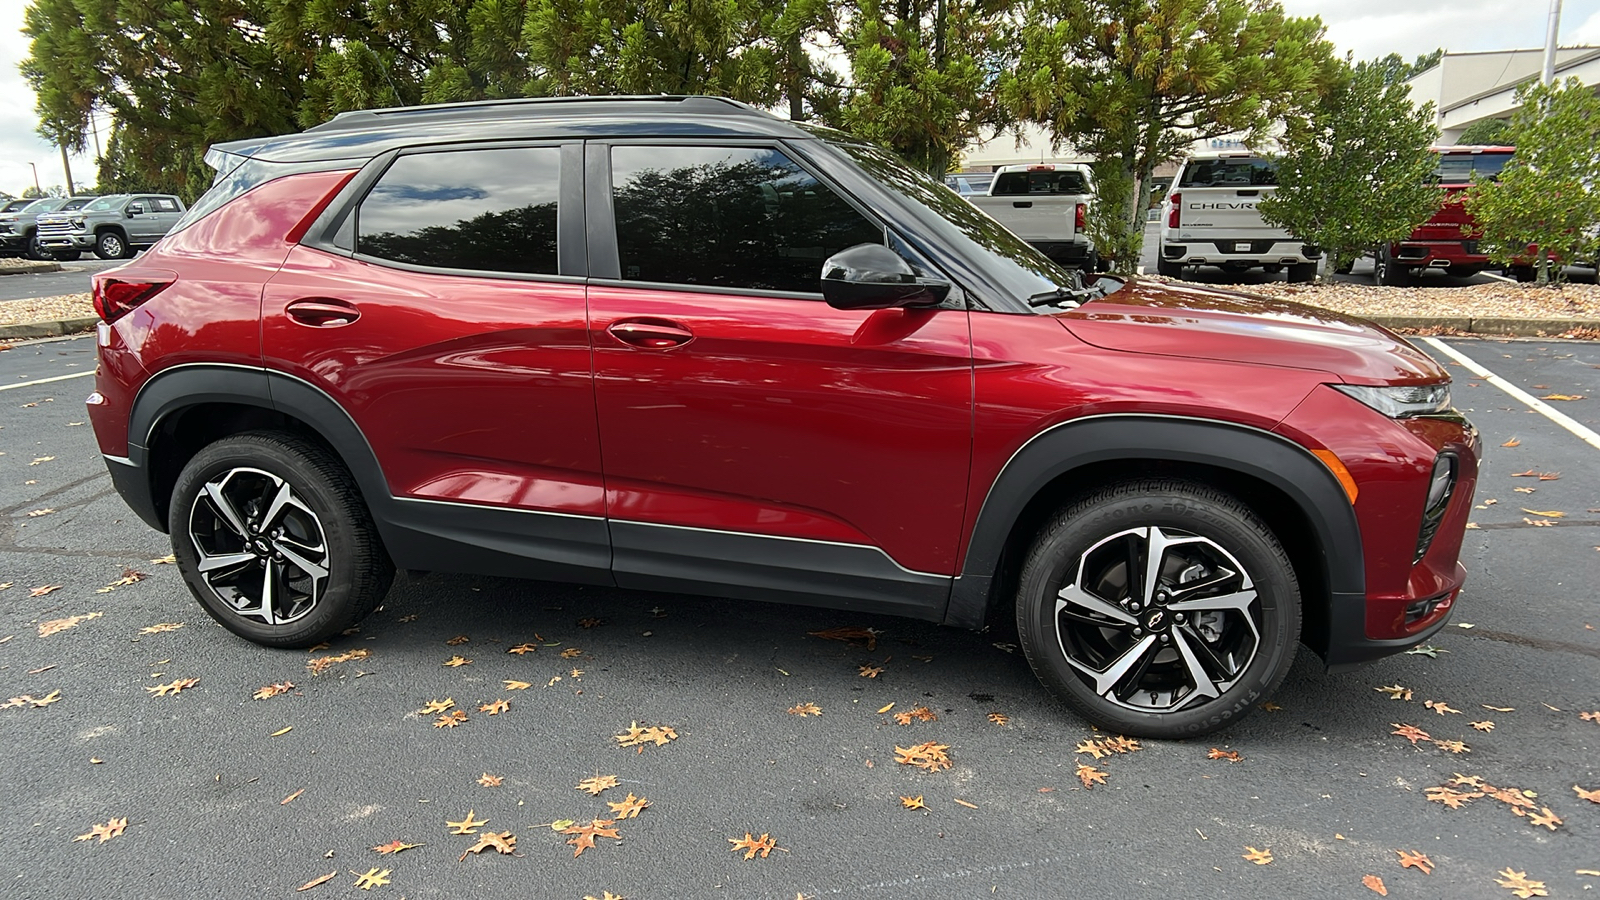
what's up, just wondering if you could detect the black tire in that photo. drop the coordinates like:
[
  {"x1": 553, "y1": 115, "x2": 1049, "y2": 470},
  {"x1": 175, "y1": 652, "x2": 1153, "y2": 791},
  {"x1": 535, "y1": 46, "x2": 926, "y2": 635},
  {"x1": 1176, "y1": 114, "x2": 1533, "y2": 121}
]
[
  {"x1": 1286, "y1": 262, "x2": 1317, "y2": 283},
  {"x1": 169, "y1": 431, "x2": 394, "y2": 648},
  {"x1": 94, "y1": 230, "x2": 130, "y2": 260},
  {"x1": 1374, "y1": 246, "x2": 1411, "y2": 286},
  {"x1": 1333, "y1": 256, "x2": 1355, "y2": 275},
  {"x1": 1156, "y1": 257, "x2": 1183, "y2": 279},
  {"x1": 50, "y1": 248, "x2": 81, "y2": 262},
  {"x1": 22, "y1": 231, "x2": 49, "y2": 261},
  {"x1": 1014, "y1": 479, "x2": 1300, "y2": 738},
  {"x1": 1509, "y1": 264, "x2": 1536, "y2": 283}
]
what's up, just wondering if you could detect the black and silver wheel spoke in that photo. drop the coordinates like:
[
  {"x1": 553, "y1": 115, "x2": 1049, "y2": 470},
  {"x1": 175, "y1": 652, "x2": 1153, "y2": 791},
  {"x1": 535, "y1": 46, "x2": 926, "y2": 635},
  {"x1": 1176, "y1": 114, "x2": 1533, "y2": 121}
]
[
  {"x1": 188, "y1": 467, "x2": 329, "y2": 627},
  {"x1": 1054, "y1": 525, "x2": 1262, "y2": 713}
]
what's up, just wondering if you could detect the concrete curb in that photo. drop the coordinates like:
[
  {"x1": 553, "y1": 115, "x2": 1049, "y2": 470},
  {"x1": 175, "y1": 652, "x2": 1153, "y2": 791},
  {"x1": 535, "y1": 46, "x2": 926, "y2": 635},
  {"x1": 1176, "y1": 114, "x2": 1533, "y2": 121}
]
[
  {"x1": 0, "y1": 260, "x2": 62, "y2": 276},
  {"x1": 1366, "y1": 314, "x2": 1600, "y2": 338},
  {"x1": 0, "y1": 316, "x2": 98, "y2": 340}
]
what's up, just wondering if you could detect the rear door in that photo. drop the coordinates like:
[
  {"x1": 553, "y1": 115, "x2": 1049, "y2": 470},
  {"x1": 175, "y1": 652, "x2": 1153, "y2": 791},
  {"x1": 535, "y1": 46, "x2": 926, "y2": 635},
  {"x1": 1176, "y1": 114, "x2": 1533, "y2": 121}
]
[
  {"x1": 261, "y1": 142, "x2": 610, "y2": 583},
  {"x1": 585, "y1": 141, "x2": 973, "y2": 616},
  {"x1": 1172, "y1": 155, "x2": 1287, "y2": 245}
]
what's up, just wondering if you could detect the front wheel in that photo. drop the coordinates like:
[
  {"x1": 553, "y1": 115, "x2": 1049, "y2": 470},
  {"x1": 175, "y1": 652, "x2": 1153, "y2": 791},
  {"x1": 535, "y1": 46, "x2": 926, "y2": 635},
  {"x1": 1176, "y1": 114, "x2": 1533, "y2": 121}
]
[
  {"x1": 1015, "y1": 479, "x2": 1300, "y2": 738},
  {"x1": 169, "y1": 431, "x2": 394, "y2": 647},
  {"x1": 50, "y1": 248, "x2": 81, "y2": 262},
  {"x1": 94, "y1": 231, "x2": 130, "y2": 260},
  {"x1": 23, "y1": 232, "x2": 49, "y2": 261}
]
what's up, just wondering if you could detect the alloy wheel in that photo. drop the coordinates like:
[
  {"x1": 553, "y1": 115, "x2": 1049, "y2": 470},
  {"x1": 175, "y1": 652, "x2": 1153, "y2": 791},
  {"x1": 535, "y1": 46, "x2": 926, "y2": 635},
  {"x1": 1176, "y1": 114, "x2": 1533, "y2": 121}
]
[
  {"x1": 188, "y1": 467, "x2": 329, "y2": 626},
  {"x1": 1053, "y1": 525, "x2": 1261, "y2": 713}
]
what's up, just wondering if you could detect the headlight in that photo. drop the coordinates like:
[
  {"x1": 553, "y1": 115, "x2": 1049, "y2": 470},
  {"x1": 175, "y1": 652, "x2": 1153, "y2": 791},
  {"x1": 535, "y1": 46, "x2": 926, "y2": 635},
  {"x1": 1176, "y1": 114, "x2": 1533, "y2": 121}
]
[
  {"x1": 69, "y1": 218, "x2": 85, "y2": 229},
  {"x1": 1333, "y1": 383, "x2": 1451, "y2": 418}
]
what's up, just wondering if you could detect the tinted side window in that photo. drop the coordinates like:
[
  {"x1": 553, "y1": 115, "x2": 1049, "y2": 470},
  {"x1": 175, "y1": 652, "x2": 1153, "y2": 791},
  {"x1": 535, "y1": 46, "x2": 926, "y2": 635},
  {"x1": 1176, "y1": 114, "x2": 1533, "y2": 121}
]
[
  {"x1": 358, "y1": 147, "x2": 560, "y2": 275},
  {"x1": 610, "y1": 145, "x2": 882, "y2": 293}
]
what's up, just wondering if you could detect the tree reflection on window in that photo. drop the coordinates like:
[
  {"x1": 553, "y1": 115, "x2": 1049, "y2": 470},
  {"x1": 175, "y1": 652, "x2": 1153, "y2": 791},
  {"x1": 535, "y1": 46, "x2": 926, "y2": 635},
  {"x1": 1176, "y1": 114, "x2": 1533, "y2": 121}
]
[{"x1": 611, "y1": 146, "x2": 883, "y2": 294}]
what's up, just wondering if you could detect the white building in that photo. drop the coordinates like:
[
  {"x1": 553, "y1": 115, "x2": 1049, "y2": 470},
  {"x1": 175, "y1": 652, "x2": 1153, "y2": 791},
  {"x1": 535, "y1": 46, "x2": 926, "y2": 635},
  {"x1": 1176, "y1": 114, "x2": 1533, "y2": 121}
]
[{"x1": 1406, "y1": 47, "x2": 1600, "y2": 143}]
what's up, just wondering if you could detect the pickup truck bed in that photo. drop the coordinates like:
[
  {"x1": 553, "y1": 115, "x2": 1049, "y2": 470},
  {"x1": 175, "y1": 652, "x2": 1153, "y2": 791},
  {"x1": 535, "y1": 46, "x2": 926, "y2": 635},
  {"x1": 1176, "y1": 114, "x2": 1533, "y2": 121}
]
[{"x1": 966, "y1": 165, "x2": 1096, "y2": 269}]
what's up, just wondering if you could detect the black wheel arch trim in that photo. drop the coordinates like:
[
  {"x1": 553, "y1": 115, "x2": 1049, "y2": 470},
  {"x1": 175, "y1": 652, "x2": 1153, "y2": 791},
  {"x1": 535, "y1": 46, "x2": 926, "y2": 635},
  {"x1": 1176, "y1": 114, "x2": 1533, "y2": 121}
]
[{"x1": 944, "y1": 415, "x2": 1365, "y2": 654}]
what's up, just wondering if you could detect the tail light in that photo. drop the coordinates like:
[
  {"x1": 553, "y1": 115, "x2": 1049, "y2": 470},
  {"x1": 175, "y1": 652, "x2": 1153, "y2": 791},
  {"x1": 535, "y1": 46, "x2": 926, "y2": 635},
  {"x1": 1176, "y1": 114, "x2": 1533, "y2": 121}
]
[
  {"x1": 92, "y1": 272, "x2": 175, "y2": 323},
  {"x1": 1074, "y1": 203, "x2": 1086, "y2": 231},
  {"x1": 1168, "y1": 192, "x2": 1181, "y2": 228}
]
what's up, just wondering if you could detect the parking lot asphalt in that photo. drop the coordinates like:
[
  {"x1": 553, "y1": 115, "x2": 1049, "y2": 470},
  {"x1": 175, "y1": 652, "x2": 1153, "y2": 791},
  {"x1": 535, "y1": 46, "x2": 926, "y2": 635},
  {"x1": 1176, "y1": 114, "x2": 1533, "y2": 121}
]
[
  {"x1": 1, "y1": 334, "x2": 1596, "y2": 900},
  {"x1": 0, "y1": 258, "x2": 124, "y2": 303}
]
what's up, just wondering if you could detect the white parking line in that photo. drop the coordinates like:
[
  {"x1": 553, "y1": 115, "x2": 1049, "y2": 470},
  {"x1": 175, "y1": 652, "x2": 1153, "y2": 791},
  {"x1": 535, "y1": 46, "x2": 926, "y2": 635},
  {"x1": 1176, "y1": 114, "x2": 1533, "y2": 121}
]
[
  {"x1": 0, "y1": 370, "x2": 95, "y2": 392},
  {"x1": 1422, "y1": 336, "x2": 1600, "y2": 452}
]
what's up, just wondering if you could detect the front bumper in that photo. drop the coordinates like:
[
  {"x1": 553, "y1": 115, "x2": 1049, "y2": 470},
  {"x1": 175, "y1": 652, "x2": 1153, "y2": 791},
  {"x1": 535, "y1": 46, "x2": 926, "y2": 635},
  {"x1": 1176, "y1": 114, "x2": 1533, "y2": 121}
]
[{"x1": 39, "y1": 232, "x2": 95, "y2": 250}]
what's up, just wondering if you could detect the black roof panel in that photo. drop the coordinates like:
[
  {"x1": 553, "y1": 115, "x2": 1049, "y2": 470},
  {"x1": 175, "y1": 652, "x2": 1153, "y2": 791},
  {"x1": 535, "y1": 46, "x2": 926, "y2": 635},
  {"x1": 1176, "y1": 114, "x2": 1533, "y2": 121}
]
[{"x1": 212, "y1": 95, "x2": 812, "y2": 164}]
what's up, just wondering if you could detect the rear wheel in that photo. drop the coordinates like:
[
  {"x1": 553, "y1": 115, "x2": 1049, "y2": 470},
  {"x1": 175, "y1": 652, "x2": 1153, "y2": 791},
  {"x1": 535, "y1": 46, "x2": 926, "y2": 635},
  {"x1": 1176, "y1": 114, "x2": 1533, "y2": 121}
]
[
  {"x1": 1509, "y1": 264, "x2": 1536, "y2": 283},
  {"x1": 169, "y1": 431, "x2": 393, "y2": 648},
  {"x1": 1374, "y1": 246, "x2": 1411, "y2": 286},
  {"x1": 1286, "y1": 262, "x2": 1317, "y2": 283},
  {"x1": 1015, "y1": 479, "x2": 1300, "y2": 738},
  {"x1": 1333, "y1": 255, "x2": 1356, "y2": 275},
  {"x1": 1156, "y1": 257, "x2": 1183, "y2": 279}
]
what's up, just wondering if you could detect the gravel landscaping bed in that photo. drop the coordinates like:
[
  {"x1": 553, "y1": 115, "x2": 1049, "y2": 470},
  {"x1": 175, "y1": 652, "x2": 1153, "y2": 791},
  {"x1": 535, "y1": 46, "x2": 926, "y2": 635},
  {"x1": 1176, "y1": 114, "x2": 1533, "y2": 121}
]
[
  {"x1": 1216, "y1": 280, "x2": 1600, "y2": 320},
  {"x1": 0, "y1": 292, "x2": 92, "y2": 327},
  {"x1": 0, "y1": 258, "x2": 61, "y2": 275}
]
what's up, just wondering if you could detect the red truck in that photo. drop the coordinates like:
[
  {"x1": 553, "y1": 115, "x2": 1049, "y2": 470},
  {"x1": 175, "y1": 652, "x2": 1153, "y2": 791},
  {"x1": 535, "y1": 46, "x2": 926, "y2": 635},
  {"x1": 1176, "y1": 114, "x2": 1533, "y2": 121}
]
[{"x1": 1371, "y1": 145, "x2": 1513, "y2": 286}]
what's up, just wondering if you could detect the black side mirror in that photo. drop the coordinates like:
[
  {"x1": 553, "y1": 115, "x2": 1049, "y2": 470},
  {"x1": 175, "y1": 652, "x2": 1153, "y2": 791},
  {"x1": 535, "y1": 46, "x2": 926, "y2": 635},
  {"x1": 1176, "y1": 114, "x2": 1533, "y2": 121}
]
[
  {"x1": 126, "y1": 204, "x2": 144, "y2": 217},
  {"x1": 820, "y1": 243, "x2": 951, "y2": 311}
]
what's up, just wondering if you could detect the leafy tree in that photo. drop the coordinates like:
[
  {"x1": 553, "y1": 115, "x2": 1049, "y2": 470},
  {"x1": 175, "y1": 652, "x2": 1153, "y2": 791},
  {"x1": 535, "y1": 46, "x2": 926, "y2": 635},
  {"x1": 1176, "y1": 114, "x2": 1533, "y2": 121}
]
[
  {"x1": 1466, "y1": 78, "x2": 1600, "y2": 285},
  {"x1": 1002, "y1": 0, "x2": 1336, "y2": 271},
  {"x1": 1257, "y1": 58, "x2": 1440, "y2": 279},
  {"x1": 1457, "y1": 118, "x2": 1511, "y2": 146},
  {"x1": 1371, "y1": 48, "x2": 1442, "y2": 86},
  {"x1": 830, "y1": 0, "x2": 1014, "y2": 176}
]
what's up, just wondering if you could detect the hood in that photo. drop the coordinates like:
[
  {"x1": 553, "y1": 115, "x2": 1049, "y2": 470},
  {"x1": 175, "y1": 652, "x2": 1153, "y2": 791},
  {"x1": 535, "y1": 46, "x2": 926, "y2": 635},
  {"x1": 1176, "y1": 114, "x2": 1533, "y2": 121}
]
[{"x1": 1056, "y1": 278, "x2": 1446, "y2": 385}]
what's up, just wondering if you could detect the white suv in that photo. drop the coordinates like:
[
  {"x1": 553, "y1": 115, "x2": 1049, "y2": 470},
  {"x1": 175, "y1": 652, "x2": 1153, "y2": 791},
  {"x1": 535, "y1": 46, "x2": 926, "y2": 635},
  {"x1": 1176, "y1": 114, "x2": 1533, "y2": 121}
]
[{"x1": 1157, "y1": 152, "x2": 1318, "y2": 282}]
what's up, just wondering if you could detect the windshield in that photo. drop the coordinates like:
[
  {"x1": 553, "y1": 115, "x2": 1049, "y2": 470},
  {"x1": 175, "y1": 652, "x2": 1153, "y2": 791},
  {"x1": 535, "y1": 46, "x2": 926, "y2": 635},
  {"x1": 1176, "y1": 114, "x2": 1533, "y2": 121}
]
[
  {"x1": 84, "y1": 195, "x2": 128, "y2": 212},
  {"x1": 831, "y1": 141, "x2": 1079, "y2": 308},
  {"x1": 22, "y1": 198, "x2": 64, "y2": 214},
  {"x1": 1434, "y1": 151, "x2": 1511, "y2": 184},
  {"x1": 1178, "y1": 157, "x2": 1278, "y2": 187},
  {"x1": 59, "y1": 197, "x2": 92, "y2": 211}
]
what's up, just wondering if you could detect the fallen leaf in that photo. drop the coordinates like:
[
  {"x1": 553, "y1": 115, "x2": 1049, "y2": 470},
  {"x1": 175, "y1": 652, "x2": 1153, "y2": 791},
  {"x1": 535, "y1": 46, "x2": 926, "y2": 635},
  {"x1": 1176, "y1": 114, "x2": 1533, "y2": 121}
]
[
  {"x1": 72, "y1": 816, "x2": 128, "y2": 843},
  {"x1": 894, "y1": 706, "x2": 937, "y2": 725},
  {"x1": 503, "y1": 679, "x2": 531, "y2": 690},
  {"x1": 1396, "y1": 850, "x2": 1434, "y2": 874},
  {"x1": 1471, "y1": 720, "x2": 1495, "y2": 732},
  {"x1": 296, "y1": 872, "x2": 337, "y2": 892},
  {"x1": 271, "y1": 726, "x2": 293, "y2": 737},
  {"x1": 1425, "y1": 700, "x2": 1461, "y2": 715},
  {"x1": 954, "y1": 798, "x2": 978, "y2": 809},
  {"x1": 371, "y1": 840, "x2": 421, "y2": 855},
  {"x1": 305, "y1": 648, "x2": 370, "y2": 675},
  {"x1": 1510, "y1": 469, "x2": 1559, "y2": 480},
  {"x1": 1260, "y1": 701, "x2": 1283, "y2": 711},
  {"x1": 583, "y1": 893, "x2": 625, "y2": 900},
  {"x1": 562, "y1": 818, "x2": 621, "y2": 857},
  {"x1": 1242, "y1": 846, "x2": 1273, "y2": 865},
  {"x1": 560, "y1": 647, "x2": 583, "y2": 659},
  {"x1": 858, "y1": 665, "x2": 884, "y2": 678},
  {"x1": 1075, "y1": 762, "x2": 1109, "y2": 788},
  {"x1": 433, "y1": 710, "x2": 468, "y2": 728},
  {"x1": 253, "y1": 681, "x2": 295, "y2": 700},
  {"x1": 614, "y1": 722, "x2": 677, "y2": 750},
  {"x1": 281, "y1": 788, "x2": 305, "y2": 805},
  {"x1": 29, "y1": 456, "x2": 54, "y2": 465},
  {"x1": 1483, "y1": 704, "x2": 1515, "y2": 712},
  {"x1": 151, "y1": 554, "x2": 177, "y2": 565},
  {"x1": 445, "y1": 635, "x2": 470, "y2": 645},
  {"x1": 139, "y1": 623, "x2": 184, "y2": 635},
  {"x1": 987, "y1": 712, "x2": 1009, "y2": 726},
  {"x1": 1527, "y1": 807, "x2": 1562, "y2": 831},
  {"x1": 896, "y1": 741, "x2": 953, "y2": 773},
  {"x1": 1432, "y1": 739, "x2": 1470, "y2": 754},
  {"x1": 1581, "y1": 711, "x2": 1600, "y2": 723},
  {"x1": 876, "y1": 702, "x2": 895, "y2": 714},
  {"x1": 603, "y1": 793, "x2": 649, "y2": 820},
  {"x1": 787, "y1": 702, "x2": 822, "y2": 717},
  {"x1": 40, "y1": 609, "x2": 104, "y2": 633},
  {"x1": 808, "y1": 626, "x2": 878, "y2": 649},
  {"x1": 900, "y1": 795, "x2": 926, "y2": 810},
  {"x1": 1494, "y1": 869, "x2": 1548, "y2": 898},
  {"x1": 1501, "y1": 437, "x2": 1521, "y2": 447},
  {"x1": 478, "y1": 773, "x2": 502, "y2": 787},
  {"x1": 578, "y1": 617, "x2": 604, "y2": 628},
  {"x1": 1207, "y1": 748, "x2": 1242, "y2": 762},
  {"x1": 26, "y1": 508, "x2": 54, "y2": 517},
  {"x1": 1520, "y1": 508, "x2": 1566, "y2": 518},
  {"x1": 1424, "y1": 786, "x2": 1481, "y2": 808},
  {"x1": 144, "y1": 677, "x2": 199, "y2": 697},
  {"x1": 728, "y1": 832, "x2": 777, "y2": 860},
  {"x1": 1392, "y1": 723, "x2": 1432, "y2": 744},
  {"x1": 446, "y1": 810, "x2": 488, "y2": 835},
  {"x1": 1575, "y1": 785, "x2": 1600, "y2": 803},
  {"x1": 1376, "y1": 684, "x2": 1414, "y2": 701},
  {"x1": 442, "y1": 655, "x2": 471, "y2": 667},
  {"x1": 1405, "y1": 644, "x2": 1447, "y2": 657},
  {"x1": 417, "y1": 698, "x2": 455, "y2": 715},
  {"x1": 1539, "y1": 393, "x2": 1583, "y2": 401},
  {"x1": 352, "y1": 868, "x2": 390, "y2": 891},
  {"x1": 1363, "y1": 874, "x2": 1388, "y2": 895},
  {"x1": 507, "y1": 643, "x2": 537, "y2": 655},
  {"x1": 459, "y1": 830, "x2": 516, "y2": 860},
  {"x1": 478, "y1": 699, "x2": 509, "y2": 715},
  {"x1": 578, "y1": 774, "x2": 620, "y2": 796}
]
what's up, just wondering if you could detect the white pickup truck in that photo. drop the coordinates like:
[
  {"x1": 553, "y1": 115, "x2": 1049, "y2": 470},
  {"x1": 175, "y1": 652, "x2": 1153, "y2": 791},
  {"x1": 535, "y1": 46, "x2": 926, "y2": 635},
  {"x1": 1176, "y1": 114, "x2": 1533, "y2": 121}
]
[
  {"x1": 965, "y1": 163, "x2": 1098, "y2": 270},
  {"x1": 1157, "y1": 151, "x2": 1319, "y2": 282}
]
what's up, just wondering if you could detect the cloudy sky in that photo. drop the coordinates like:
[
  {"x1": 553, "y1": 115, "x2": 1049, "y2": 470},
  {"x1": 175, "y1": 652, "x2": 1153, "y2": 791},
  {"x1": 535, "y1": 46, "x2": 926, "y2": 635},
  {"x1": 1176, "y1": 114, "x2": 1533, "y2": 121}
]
[{"x1": 2, "y1": 0, "x2": 1599, "y2": 197}]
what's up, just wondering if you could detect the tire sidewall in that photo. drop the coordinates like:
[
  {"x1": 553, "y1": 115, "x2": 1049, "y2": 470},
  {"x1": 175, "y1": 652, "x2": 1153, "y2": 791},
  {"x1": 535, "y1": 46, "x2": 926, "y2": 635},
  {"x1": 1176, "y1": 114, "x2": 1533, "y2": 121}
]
[
  {"x1": 97, "y1": 232, "x2": 126, "y2": 260},
  {"x1": 1017, "y1": 487, "x2": 1300, "y2": 738},
  {"x1": 169, "y1": 435, "x2": 372, "y2": 647}
]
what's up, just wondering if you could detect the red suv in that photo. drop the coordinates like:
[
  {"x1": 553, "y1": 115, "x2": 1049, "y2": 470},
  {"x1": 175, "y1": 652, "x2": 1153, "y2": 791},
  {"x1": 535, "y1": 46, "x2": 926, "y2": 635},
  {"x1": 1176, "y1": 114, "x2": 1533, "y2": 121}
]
[{"x1": 86, "y1": 96, "x2": 1478, "y2": 737}]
